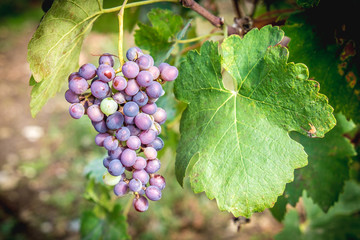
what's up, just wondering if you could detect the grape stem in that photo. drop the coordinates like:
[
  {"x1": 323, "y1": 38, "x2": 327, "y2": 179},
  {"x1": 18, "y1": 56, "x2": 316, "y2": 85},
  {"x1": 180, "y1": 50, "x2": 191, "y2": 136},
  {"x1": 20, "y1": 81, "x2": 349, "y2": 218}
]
[
  {"x1": 176, "y1": 32, "x2": 223, "y2": 44},
  {"x1": 117, "y1": 0, "x2": 128, "y2": 71},
  {"x1": 102, "y1": 0, "x2": 179, "y2": 13}
]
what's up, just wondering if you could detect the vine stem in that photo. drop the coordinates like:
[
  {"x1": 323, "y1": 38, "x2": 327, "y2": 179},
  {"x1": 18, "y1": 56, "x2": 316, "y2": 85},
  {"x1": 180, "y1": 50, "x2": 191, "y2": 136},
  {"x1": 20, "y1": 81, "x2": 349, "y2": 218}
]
[
  {"x1": 102, "y1": 0, "x2": 179, "y2": 13},
  {"x1": 117, "y1": 0, "x2": 128, "y2": 69},
  {"x1": 176, "y1": 32, "x2": 223, "y2": 44}
]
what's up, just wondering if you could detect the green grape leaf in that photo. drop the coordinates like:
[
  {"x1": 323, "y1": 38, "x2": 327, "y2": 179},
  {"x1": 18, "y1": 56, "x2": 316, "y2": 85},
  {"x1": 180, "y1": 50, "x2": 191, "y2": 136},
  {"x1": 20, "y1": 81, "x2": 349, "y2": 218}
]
[
  {"x1": 80, "y1": 204, "x2": 129, "y2": 240},
  {"x1": 28, "y1": 0, "x2": 103, "y2": 117},
  {"x1": 84, "y1": 158, "x2": 106, "y2": 184},
  {"x1": 269, "y1": 194, "x2": 288, "y2": 222},
  {"x1": 174, "y1": 25, "x2": 335, "y2": 217},
  {"x1": 296, "y1": 0, "x2": 320, "y2": 8},
  {"x1": 274, "y1": 210, "x2": 302, "y2": 240},
  {"x1": 282, "y1": 13, "x2": 360, "y2": 122},
  {"x1": 135, "y1": 8, "x2": 183, "y2": 64},
  {"x1": 286, "y1": 113, "x2": 356, "y2": 212}
]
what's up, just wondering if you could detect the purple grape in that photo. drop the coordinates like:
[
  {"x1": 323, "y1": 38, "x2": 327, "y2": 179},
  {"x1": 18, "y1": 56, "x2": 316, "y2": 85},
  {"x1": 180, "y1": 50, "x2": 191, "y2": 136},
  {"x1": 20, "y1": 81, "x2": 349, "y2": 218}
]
[
  {"x1": 133, "y1": 156, "x2": 147, "y2": 170},
  {"x1": 138, "y1": 187, "x2": 145, "y2": 196},
  {"x1": 97, "y1": 64, "x2": 115, "y2": 82},
  {"x1": 113, "y1": 76, "x2": 127, "y2": 91},
  {"x1": 139, "y1": 129, "x2": 157, "y2": 144},
  {"x1": 132, "y1": 169, "x2": 149, "y2": 184},
  {"x1": 87, "y1": 104, "x2": 104, "y2": 122},
  {"x1": 109, "y1": 147, "x2": 123, "y2": 159},
  {"x1": 103, "y1": 156, "x2": 112, "y2": 168},
  {"x1": 108, "y1": 159, "x2": 125, "y2": 176},
  {"x1": 141, "y1": 103, "x2": 157, "y2": 115},
  {"x1": 148, "y1": 97, "x2": 159, "y2": 103},
  {"x1": 133, "y1": 196, "x2": 149, "y2": 212},
  {"x1": 129, "y1": 178, "x2": 143, "y2": 192},
  {"x1": 127, "y1": 125, "x2": 141, "y2": 136},
  {"x1": 148, "y1": 66, "x2": 160, "y2": 79},
  {"x1": 153, "y1": 107, "x2": 167, "y2": 124},
  {"x1": 126, "y1": 136, "x2": 141, "y2": 150},
  {"x1": 145, "y1": 159, "x2": 161, "y2": 174},
  {"x1": 145, "y1": 185, "x2": 162, "y2": 201},
  {"x1": 91, "y1": 80, "x2": 110, "y2": 99},
  {"x1": 99, "y1": 54, "x2": 114, "y2": 67},
  {"x1": 95, "y1": 133, "x2": 110, "y2": 146},
  {"x1": 69, "y1": 76, "x2": 89, "y2": 94},
  {"x1": 144, "y1": 147, "x2": 157, "y2": 160},
  {"x1": 132, "y1": 91, "x2": 149, "y2": 107},
  {"x1": 158, "y1": 63, "x2": 169, "y2": 72},
  {"x1": 79, "y1": 63, "x2": 97, "y2": 80},
  {"x1": 106, "y1": 112, "x2": 124, "y2": 130},
  {"x1": 134, "y1": 113, "x2": 152, "y2": 130},
  {"x1": 147, "y1": 137, "x2": 164, "y2": 151},
  {"x1": 112, "y1": 92, "x2": 126, "y2": 105},
  {"x1": 146, "y1": 81, "x2": 163, "y2": 99},
  {"x1": 120, "y1": 149, "x2": 136, "y2": 167},
  {"x1": 92, "y1": 120, "x2": 108, "y2": 133},
  {"x1": 136, "y1": 71, "x2": 154, "y2": 87},
  {"x1": 116, "y1": 127, "x2": 130, "y2": 141},
  {"x1": 136, "y1": 55, "x2": 153, "y2": 70},
  {"x1": 65, "y1": 89, "x2": 80, "y2": 103},
  {"x1": 114, "y1": 181, "x2": 128, "y2": 196},
  {"x1": 103, "y1": 136, "x2": 119, "y2": 151},
  {"x1": 126, "y1": 47, "x2": 143, "y2": 61},
  {"x1": 122, "y1": 61, "x2": 139, "y2": 79},
  {"x1": 124, "y1": 116, "x2": 135, "y2": 125},
  {"x1": 68, "y1": 72, "x2": 80, "y2": 82},
  {"x1": 161, "y1": 65, "x2": 178, "y2": 81},
  {"x1": 123, "y1": 101, "x2": 139, "y2": 117},
  {"x1": 124, "y1": 79, "x2": 139, "y2": 96},
  {"x1": 150, "y1": 122, "x2": 162, "y2": 135},
  {"x1": 149, "y1": 174, "x2": 166, "y2": 190},
  {"x1": 69, "y1": 103, "x2": 85, "y2": 119}
]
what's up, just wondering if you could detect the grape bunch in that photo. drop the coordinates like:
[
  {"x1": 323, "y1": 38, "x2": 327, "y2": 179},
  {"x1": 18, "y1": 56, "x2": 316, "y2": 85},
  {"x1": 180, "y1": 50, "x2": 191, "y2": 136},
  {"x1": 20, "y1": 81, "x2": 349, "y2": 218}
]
[{"x1": 65, "y1": 47, "x2": 178, "y2": 212}]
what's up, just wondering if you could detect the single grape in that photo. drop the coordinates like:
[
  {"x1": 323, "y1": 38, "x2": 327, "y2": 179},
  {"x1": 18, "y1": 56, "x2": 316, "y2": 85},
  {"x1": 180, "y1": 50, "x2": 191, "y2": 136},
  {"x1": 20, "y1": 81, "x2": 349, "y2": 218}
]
[
  {"x1": 146, "y1": 81, "x2": 163, "y2": 99},
  {"x1": 113, "y1": 76, "x2": 127, "y2": 91},
  {"x1": 114, "y1": 181, "x2": 128, "y2": 197},
  {"x1": 95, "y1": 133, "x2": 110, "y2": 146},
  {"x1": 147, "y1": 137, "x2": 164, "y2": 151},
  {"x1": 99, "y1": 53, "x2": 114, "y2": 67},
  {"x1": 161, "y1": 65, "x2": 178, "y2": 81},
  {"x1": 69, "y1": 103, "x2": 85, "y2": 119},
  {"x1": 133, "y1": 196, "x2": 149, "y2": 212},
  {"x1": 124, "y1": 116, "x2": 135, "y2": 125},
  {"x1": 133, "y1": 156, "x2": 147, "y2": 170},
  {"x1": 103, "y1": 136, "x2": 119, "y2": 151},
  {"x1": 92, "y1": 120, "x2": 108, "y2": 133},
  {"x1": 150, "y1": 122, "x2": 162, "y2": 135},
  {"x1": 122, "y1": 61, "x2": 139, "y2": 79},
  {"x1": 87, "y1": 104, "x2": 104, "y2": 122},
  {"x1": 68, "y1": 72, "x2": 80, "y2": 82},
  {"x1": 120, "y1": 148, "x2": 137, "y2": 167},
  {"x1": 124, "y1": 79, "x2": 140, "y2": 96},
  {"x1": 79, "y1": 63, "x2": 97, "y2": 80},
  {"x1": 106, "y1": 112, "x2": 124, "y2": 130},
  {"x1": 134, "y1": 113, "x2": 152, "y2": 130},
  {"x1": 69, "y1": 76, "x2": 89, "y2": 94},
  {"x1": 143, "y1": 147, "x2": 157, "y2": 160},
  {"x1": 65, "y1": 89, "x2": 80, "y2": 103},
  {"x1": 126, "y1": 47, "x2": 142, "y2": 61},
  {"x1": 139, "y1": 129, "x2": 157, "y2": 144},
  {"x1": 103, "y1": 171, "x2": 122, "y2": 186},
  {"x1": 132, "y1": 91, "x2": 148, "y2": 107},
  {"x1": 136, "y1": 55, "x2": 153, "y2": 70},
  {"x1": 149, "y1": 174, "x2": 166, "y2": 190},
  {"x1": 116, "y1": 127, "x2": 130, "y2": 141},
  {"x1": 145, "y1": 159, "x2": 161, "y2": 174},
  {"x1": 128, "y1": 178, "x2": 143, "y2": 192},
  {"x1": 109, "y1": 146, "x2": 123, "y2": 159},
  {"x1": 132, "y1": 169, "x2": 149, "y2": 185},
  {"x1": 91, "y1": 80, "x2": 110, "y2": 99},
  {"x1": 123, "y1": 101, "x2": 139, "y2": 117},
  {"x1": 148, "y1": 66, "x2": 160, "y2": 79},
  {"x1": 136, "y1": 71, "x2": 154, "y2": 87},
  {"x1": 103, "y1": 156, "x2": 112, "y2": 168},
  {"x1": 152, "y1": 107, "x2": 167, "y2": 124},
  {"x1": 127, "y1": 125, "x2": 141, "y2": 136},
  {"x1": 158, "y1": 62, "x2": 169, "y2": 72},
  {"x1": 145, "y1": 185, "x2": 162, "y2": 201},
  {"x1": 112, "y1": 92, "x2": 126, "y2": 105},
  {"x1": 141, "y1": 103, "x2": 157, "y2": 115},
  {"x1": 108, "y1": 159, "x2": 125, "y2": 176},
  {"x1": 100, "y1": 97, "x2": 118, "y2": 116},
  {"x1": 97, "y1": 64, "x2": 115, "y2": 82},
  {"x1": 126, "y1": 136, "x2": 141, "y2": 150}
]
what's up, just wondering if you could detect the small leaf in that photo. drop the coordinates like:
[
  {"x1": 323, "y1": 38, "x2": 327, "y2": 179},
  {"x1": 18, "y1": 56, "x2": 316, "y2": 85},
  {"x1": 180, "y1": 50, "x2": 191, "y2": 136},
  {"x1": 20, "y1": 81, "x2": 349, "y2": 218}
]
[
  {"x1": 135, "y1": 8, "x2": 183, "y2": 64},
  {"x1": 28, "y1": 0, "x2": 103, "y2": 117},
  {"x1": 174, "y1": 25, "x2": 335, "y2": 217},
  {"x1": 84, "y1": 158, "x2": 106, "y2": 184}
]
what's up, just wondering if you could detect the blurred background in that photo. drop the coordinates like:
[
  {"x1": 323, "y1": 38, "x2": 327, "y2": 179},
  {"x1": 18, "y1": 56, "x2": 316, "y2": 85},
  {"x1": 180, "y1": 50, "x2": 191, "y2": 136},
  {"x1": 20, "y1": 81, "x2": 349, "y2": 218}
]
[{"x1": 0, "y1": 0, "x2": 304, "y2": 239}]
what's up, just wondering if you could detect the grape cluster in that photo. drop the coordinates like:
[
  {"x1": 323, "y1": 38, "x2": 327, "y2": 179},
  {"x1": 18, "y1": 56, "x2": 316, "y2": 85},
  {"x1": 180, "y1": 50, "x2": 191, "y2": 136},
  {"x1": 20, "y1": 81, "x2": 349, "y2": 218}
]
[{"x1": 65, "y1": 47, "x2": 178, "y2": 212}]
